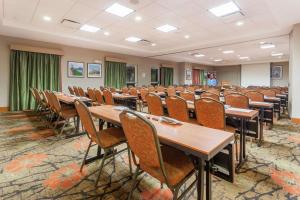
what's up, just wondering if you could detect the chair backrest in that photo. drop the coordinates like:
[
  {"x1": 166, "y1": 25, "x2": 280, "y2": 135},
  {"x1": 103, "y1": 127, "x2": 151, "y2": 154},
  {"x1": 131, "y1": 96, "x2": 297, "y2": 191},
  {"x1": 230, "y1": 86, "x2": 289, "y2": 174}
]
[
  {"x1": 129, "y1": 88, "x2": 138, "y2": 96},
  {"x1": 176, "y1": 86, "x2": 185, "y2": 92},
  {"x1": 206, "y1": 88, "x2": 220, "y2": 95},
  {"x1": 223, "y1": 89, "x2": 236, "y2": 96},
  {"x1": 103, "y1": 89, "x2": 114, "y2": 105},
  {"x1": 110, "y1": 87, "x2": 116, "y2": 93},
  {"x1": 49, "y1": 92, "x2": 62, "y2": 113},
  {"x1": 145, "y1": 93, "x2": 164, "y2": 116},
  {"x1": 122, "y1": 87, "x2": 129, "y2": 94},
  {"x1": 195, "y1": 98, "x2": 225, "y2": 130},
  {"x1": 94, "y1": 89, "x2": 104, "y2": 104},
  {"x1": 40, "y1": 91, "x2": 49, "y2": 105},
  {"x1": 140, "y1": 88, "x2": 149, "y2": 101},
  {"x1": 167, "y1": 87, "x2": 176, "y2": 97},
  {"x1": 78, "y1": 87, "x2": 86, "y2": 97},
  {"x1": 187, "y1": 86, "x2": 195, "y2": 92},
  {"x1": 73, "y1": 86, "x2": 80, "y2": 96},
  {"x1": 44, "y1": 90, "x2": 53, "y2": 110},
  {"x1": 156, "y1": 86, "x2": 165, "y2": 93},
  {"x1": 180, "y1": 92, "x2": 195, "y2": 101},
  {"x1": 272, "y1": 88, "x2": 281, "y2": 95},
  {"x1": 165, "y1": 96, "x2": 189, "y2": 122},
  {"x1": 245, "y1": 91, "x2": 264, "y2": 102},
  {"x1": 30, "y1": 88, "x2": 37, "y2": 103},
  {"x1": 33, "y1": 88, "x2": 42, "y2": 103},
  {"x1": 225, "y1": 93, "x2": 249, "y2": 109},
  {"x1": 119, "y1": 110, "x2": 164, "y2": 170},
  {"x1": 87, "y1": 88, "x2": 96, "y2": 101},
  {"x1": 200, "y1": 92, "x2": 219, "y2": 101},
  {"x1": 74, "y1": 100, "x2": 100, "y2": 144},
  {"x1": 68, "y1": 86, "x2": 75, "y2": 95},
  {"x1": 260, "y1": 89, "x2": 276, "y2": 97}
]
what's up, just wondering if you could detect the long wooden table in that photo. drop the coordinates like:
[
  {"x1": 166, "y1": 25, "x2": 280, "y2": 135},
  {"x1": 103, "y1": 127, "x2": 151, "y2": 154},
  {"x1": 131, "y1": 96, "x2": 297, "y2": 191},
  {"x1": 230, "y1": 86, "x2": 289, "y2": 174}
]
[{"x1": 89, "y1": 105, "x2": 234, "y2": 200}]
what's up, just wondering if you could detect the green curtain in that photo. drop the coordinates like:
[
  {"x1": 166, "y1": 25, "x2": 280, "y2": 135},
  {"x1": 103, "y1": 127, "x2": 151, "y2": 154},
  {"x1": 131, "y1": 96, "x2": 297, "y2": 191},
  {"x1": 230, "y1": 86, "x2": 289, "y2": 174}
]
[
  {"x1": 9, "y1": 50, "x2": 61, "y2": 111},
  {"x1": 200, "y1": 70, "x2": 207, "y2": 85},
  {"x1": 160, "y1": 67, "x2": 174, "y2": 86},
  {"x1": 104, "y1": 61, "x2": 126, "y2": 89}
]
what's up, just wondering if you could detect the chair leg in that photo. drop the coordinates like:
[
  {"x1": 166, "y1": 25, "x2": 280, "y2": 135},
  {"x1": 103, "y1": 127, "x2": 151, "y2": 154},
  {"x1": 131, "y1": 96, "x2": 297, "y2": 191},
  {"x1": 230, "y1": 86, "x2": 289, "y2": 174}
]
[
  {"x1": 128, "y1": 166, "x2": 140, "y2": 200},
  {"x1": 127, "y1": 144, "x2": 133, "y2": 176},
  {"x1": 172, "y1": 187, "x2": 180, "y2": 200},
  {"x1": 80, "y1": 140, "x2": 92, "y2": 172},
  {"x1": 59, "y1": 119, "x2": 69, "y2": 135},
  {"x1": 54, "y1": 116, "x2": 61, "y2": 129},
  {"x1": 95, "y1": 151, "x2": 108, "y2": 187},
  {"x1": 113, "y1": 148, "x2": 116, "y2": 173}
]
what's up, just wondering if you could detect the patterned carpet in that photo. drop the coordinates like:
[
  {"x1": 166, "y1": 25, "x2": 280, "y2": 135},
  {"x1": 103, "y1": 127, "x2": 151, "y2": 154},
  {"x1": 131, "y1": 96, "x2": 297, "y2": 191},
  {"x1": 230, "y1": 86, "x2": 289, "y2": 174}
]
[{"x1": 0, "y1": 110, "x2": 299, "y2": 200}]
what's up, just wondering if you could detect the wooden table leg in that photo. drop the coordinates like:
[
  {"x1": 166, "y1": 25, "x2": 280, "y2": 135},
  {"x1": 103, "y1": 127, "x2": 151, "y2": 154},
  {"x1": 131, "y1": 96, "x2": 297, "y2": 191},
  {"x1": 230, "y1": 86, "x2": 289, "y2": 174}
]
[{"x1": 197, "y1": 158, "x2": 205, "y2": 200}]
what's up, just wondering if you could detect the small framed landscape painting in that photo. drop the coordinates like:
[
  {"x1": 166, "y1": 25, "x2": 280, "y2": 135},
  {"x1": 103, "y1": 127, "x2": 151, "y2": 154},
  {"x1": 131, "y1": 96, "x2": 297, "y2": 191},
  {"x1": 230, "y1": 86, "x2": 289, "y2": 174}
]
[
  {"x1": 186, "y1": 69, "x2": 192, "y2": 80},
  {"x1": 87, "y1": 63, "x2": 102, "y2": 78},
  {"x1": 68, "y1": 61, "x2": 84, "y2": 78},
  {"x1": 271, "y1": 66, "x2": 283, "y2": 80}
]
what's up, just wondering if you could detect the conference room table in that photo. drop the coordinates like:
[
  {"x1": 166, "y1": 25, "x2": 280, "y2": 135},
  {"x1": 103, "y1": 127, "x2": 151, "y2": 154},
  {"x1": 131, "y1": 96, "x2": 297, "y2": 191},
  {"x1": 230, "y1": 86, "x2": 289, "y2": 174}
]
[
  {"x1": 161, "y1": 100, "x2": 259, "y2": 172},
  {"x1": 89, "y1": 105, "x2": 234, "y2": 200},
  {"x1": 264, "y1": 96, "x2": 281, "y2": 119},
  {"x1": 112, "y1": 93, "x2": 137, "y2": 110}
]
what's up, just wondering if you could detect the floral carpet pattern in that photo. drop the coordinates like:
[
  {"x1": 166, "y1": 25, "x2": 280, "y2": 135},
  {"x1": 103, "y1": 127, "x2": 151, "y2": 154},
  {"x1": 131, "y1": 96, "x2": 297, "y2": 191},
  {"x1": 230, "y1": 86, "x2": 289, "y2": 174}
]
[{"x1": 0, "y1": 111, "x2": 299, "y2": 200}]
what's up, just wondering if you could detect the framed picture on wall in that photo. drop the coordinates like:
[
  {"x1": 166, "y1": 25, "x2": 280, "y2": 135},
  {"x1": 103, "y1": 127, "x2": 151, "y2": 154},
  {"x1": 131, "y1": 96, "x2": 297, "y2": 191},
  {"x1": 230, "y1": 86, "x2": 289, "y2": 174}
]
[
  {"x1": 271, "y1": 66, "x2": 283, "y2": 79},
  {"x1": 67, "y1": 61, "x2": 84, "y2": 78},
  {"x1": 87, "y1": 63, "x2": 102, "y2": 78},
  {"x1": 186, "y1": 69, "x2": 192, "y2": 80}
]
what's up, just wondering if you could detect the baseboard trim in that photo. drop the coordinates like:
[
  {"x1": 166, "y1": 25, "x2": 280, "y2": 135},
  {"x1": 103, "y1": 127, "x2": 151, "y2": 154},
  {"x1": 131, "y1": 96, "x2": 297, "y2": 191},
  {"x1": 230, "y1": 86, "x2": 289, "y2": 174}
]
[
  {"x1": 291, "y1": 118, "x2": 300, "y2": 124},
  {"x1": 0, "y1": 107, "x2": 9, "y2": 112}
]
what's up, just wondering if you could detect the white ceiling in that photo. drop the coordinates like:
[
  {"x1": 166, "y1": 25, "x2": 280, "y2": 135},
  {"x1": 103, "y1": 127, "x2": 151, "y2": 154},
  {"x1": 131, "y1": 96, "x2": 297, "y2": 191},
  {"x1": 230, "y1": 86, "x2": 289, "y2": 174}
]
[{"x1": 0, "y1": 0, "x2": 299, "y2": 65}]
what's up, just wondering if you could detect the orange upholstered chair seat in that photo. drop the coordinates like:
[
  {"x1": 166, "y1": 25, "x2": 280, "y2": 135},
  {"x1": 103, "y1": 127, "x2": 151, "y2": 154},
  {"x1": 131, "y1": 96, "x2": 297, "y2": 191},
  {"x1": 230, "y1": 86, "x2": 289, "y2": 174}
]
[
  {"x1": 140, "y1": 145, "x2": 194, "y2": 187},
  {"x1": 96, "y1": 128, "x2": 126, "y2": 149}
]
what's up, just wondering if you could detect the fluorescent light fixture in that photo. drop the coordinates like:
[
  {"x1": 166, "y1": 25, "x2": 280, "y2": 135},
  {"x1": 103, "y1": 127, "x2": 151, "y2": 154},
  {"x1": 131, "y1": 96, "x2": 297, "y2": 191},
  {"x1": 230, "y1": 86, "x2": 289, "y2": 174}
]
[
  {"x1": 194, "y1": 53, "x2": 205, "y2": 58},
  {"x1": 260, "y1": 43, "x2": 275, "y2": 49},
  {"x1": 239, "y1": 56, "x2": 249, "y2": 60},
  {"x1": 125, "y1": 36, "x2": 141, "y2": 42},
  {"x1": 135, "y1": 16, "x2": 142, "y2": 21},
  {"x1": 184, "y1": 35, "x2": 190, "y2": 39},
  {"x1": 80, "y1": 25, "x2": 100, "y2": 32},
  {"x1": 104, "y1": 31, "x2": 110, "y2": 36},
  {"x1": 271, "y1": 52, "x2": 283, "y2": 56},
  {"x1": 236, "y1": 21, "x2": 244, "y2": 26},
  {"x1": 151, "y1": 43, "x2": 157, "y2": 46},
  {"x1": 43, "y1": 16, "x2": 52, "y2": 21},
  {"x1": 223, "y1": 50, "x2": 234, "y2": 54},
  {"x1": 209, "y1": 1, "x2": 240, "y2": 17},
  {"x1": 214, "y1": 59, "x2": 223, "y2": 62},
  {"x1": 156, "y1": 24, "x2": 177, "y2": 32},
  {"x1": 105, "y1": 3, "x2": 134, "y2": 17}
]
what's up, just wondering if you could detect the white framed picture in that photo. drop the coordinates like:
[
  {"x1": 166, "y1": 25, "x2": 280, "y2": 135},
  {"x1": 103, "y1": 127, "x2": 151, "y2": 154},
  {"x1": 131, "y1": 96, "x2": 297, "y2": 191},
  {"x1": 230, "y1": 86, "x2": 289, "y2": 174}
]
[
  {"x1": 87, "y1": 63, "x2": 102, "y2": 78},
  {"x1": 68, "y1": 61, "x2": 84, "y2": 78},
  {"x1": 271, "y1": 66, "x2": 282, "y2": 80}
]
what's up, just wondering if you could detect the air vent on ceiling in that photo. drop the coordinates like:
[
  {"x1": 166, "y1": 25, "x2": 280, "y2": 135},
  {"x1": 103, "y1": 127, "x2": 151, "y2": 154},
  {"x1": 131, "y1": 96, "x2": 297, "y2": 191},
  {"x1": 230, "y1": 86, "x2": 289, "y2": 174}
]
[
  {"x1": 60, "y1": 19, "x2": 81, "y2": 29},
  {"x1": 138, "y1": 39, "x2": 152, "y2": 46},
  {"x1": 221, "y1": 12, "x2": 245, "y2": 23}
]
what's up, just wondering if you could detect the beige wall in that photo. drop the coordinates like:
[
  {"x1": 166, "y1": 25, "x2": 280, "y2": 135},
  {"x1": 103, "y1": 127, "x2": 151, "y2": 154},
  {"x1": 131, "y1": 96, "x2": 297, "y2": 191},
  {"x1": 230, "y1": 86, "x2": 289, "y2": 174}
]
[
  {"x1": 271, "y1": 62, "x2": 289, "y2": 87},
  {"x1": 0, "y1": 35, "x2": 179, "y2": 107},
  {"x1": 213, "y1": 65, "x2": 241, "y2": 86}
]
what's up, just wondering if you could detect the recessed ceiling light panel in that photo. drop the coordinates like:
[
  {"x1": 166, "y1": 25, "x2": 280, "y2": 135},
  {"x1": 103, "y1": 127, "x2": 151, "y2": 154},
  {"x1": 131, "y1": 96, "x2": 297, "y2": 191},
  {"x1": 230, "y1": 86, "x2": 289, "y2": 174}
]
[
  {"x1": 43, "y1": 16, "x2": 52, "y2": 21},
  {"x1": 105, "y1": 3, "x2": 134, "y2": 17},
  {"x1": 271, "y1": 53, "x2": 283, "y2": 56},
  {"x1": 135, "y1": 16, "x2": 142, "y2": 21},
  {"x1": 156, "y1": 24, "x2": 177, "y2": 32},
  {"x1": 223, "y1": 50, "x2": 234, "y2": 54},
  {"x1": 260, "y1": 43, "x2": 275, "y2": 49},
  {"x1": 239, "y1": 56, "x2": 249, "y2": 60},
  {"x1": 236, "y1": 21, "x2": 244, "y2": 26},
  {"x1": 80, "y1": 25, "x2": 100, "y2": 32},
  {"x1": 209, "y1": 1, "x2": 240, "y2": 17},
  {"x1": 214, "y1": 59, "x2": 223, "y2": 62},
  {"x1": 125, "y1": 36, "x2": 142, "y2": 42},
  {"x1": 193, "y1": 53, "x2": 205, "y2": 57}
]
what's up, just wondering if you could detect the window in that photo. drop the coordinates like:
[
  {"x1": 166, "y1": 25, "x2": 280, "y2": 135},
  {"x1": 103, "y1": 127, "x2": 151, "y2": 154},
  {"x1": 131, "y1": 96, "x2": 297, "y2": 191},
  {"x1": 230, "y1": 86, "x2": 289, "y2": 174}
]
[
  {"x1": 126, "y1": 64, "x2": 137, "y2": 87},
  {"x1": 151, "y1": 68, "x2": 159, "y2": 85}
]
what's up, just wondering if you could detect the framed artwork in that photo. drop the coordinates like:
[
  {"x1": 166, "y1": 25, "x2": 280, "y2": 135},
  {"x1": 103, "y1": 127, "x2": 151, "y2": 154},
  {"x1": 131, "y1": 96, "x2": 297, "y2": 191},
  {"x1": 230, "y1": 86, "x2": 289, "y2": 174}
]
[
  {"x1": 67, "y1": 61, "x2": 84, "y2": 78},
  {"x1": 186, "y1": 69, "x2": 192, "y2": 80},
  {"x1": 87, "y1": 63, "x2": 102, "y2": 78},
  {"x1": 271, "y1": 66, "x2": 283, "y2": 79}
]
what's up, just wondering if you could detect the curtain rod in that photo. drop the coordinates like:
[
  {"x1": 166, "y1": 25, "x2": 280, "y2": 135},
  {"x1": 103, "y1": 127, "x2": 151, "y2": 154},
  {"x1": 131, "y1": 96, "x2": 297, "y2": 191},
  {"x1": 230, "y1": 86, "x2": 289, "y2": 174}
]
[{"x1": 10, "y1": 44, "x2": 64, "y2": 56}]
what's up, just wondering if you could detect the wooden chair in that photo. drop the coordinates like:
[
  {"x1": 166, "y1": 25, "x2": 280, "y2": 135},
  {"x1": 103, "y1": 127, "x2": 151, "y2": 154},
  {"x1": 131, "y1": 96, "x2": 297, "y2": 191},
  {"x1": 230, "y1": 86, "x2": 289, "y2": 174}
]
[
  {"x1": 156, "y1": 86, "x2": 165, "y2": 93},
  {"x1": 225, "y1": 93, "x2": 249, "y2": 109},
  {"x1": 119, "y1": 110, "x2": 196, "y2": 200},
  {"x1": 32, "y1": 88, "x2": 47, "y2": 113},
  {"x1": 78, "y1": 87, "x2": 86, "y2": 97},
  {"x1": 176, "y1": 86, "x2": 185, "y2": 92},
  {"x1": 167, "y1": 86, "x2": 176, "y2": 97},
  {"x1": 73, "y1": 86, "x2": 80, "y2": 96},
  {"x1": 74, "y1": 100, "x2": 132, "y2": 187},
  {"x1": 180, "y1": 91, "x2": 195, "y2": 102},
  {"x1": 194, "y1": 97, "x2": 236, "y2": 182},
  {"x1": 148, "y1": 86, "x2": 155, "y2": 92},
  {"x1": 260, "y1": 89, "x2": 276, "y2": 97},
  {"x1": 187, "y1": 86, "x2": 195, "y2": 92},
  {"x1": 200, "y1": 92, "x2": 219, "y2": 101},
  {"x1": 94, "y1": 89, "x2": 104, "y2": 105},
  {"x1": 68, "y1": 86, "x2": 75, "y2": 95},
  {"x1": 138, "y1": 88, "x2": 149, "y2": 111},
  {"x1": 103, "y1": 89, "x2": 114, "y2": 105},
  {"x1": 110, "y1": 87, "x2": 116, "y2": 93},
  {"x1": 245, "y1": 91, "x2": 264, "y2": 102},
  {"x1": 206, "y1": 88, "x2": 220, "y2": 95},
  {"x1": 165, "y1": 96, "x2": 192, "y2": 122},
  {"x1": 49, "y1": 92, "x2": 78, "y2": 135},
  {"x1": 122, "y1": 87, "x2": 129, "y2": 94},
  {"x1": 145, "y1": 93, "x2": 164, "y2": 116},
  {"x1": 129, "y1": 87, "x2": 138, "y2": 96},
  {"x1": 223, "y1": 89, "x2": 237, "y2": 96},
  {"x1": 87, "y1": 88, "x2": 98, "y2": 105}
]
